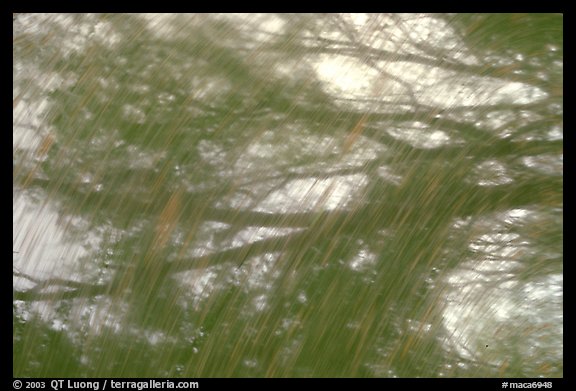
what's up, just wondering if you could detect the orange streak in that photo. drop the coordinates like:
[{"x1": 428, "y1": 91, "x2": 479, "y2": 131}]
[
  {"x1": 343, "y1": 114, "x2": 368, "y2": 153},
  {"x1": 153, "y1": 187, "x2": 183, "y2": 251}
]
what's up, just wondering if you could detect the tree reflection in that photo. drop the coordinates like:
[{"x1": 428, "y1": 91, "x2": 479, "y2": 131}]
[{"x1": 13, "y1": 13, "x2": 562, "y2": 377}]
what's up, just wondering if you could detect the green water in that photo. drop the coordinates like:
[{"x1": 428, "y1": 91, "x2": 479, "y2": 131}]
[{"x1": 13, "y1": 14, "x2": 562, "y2": 377}]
